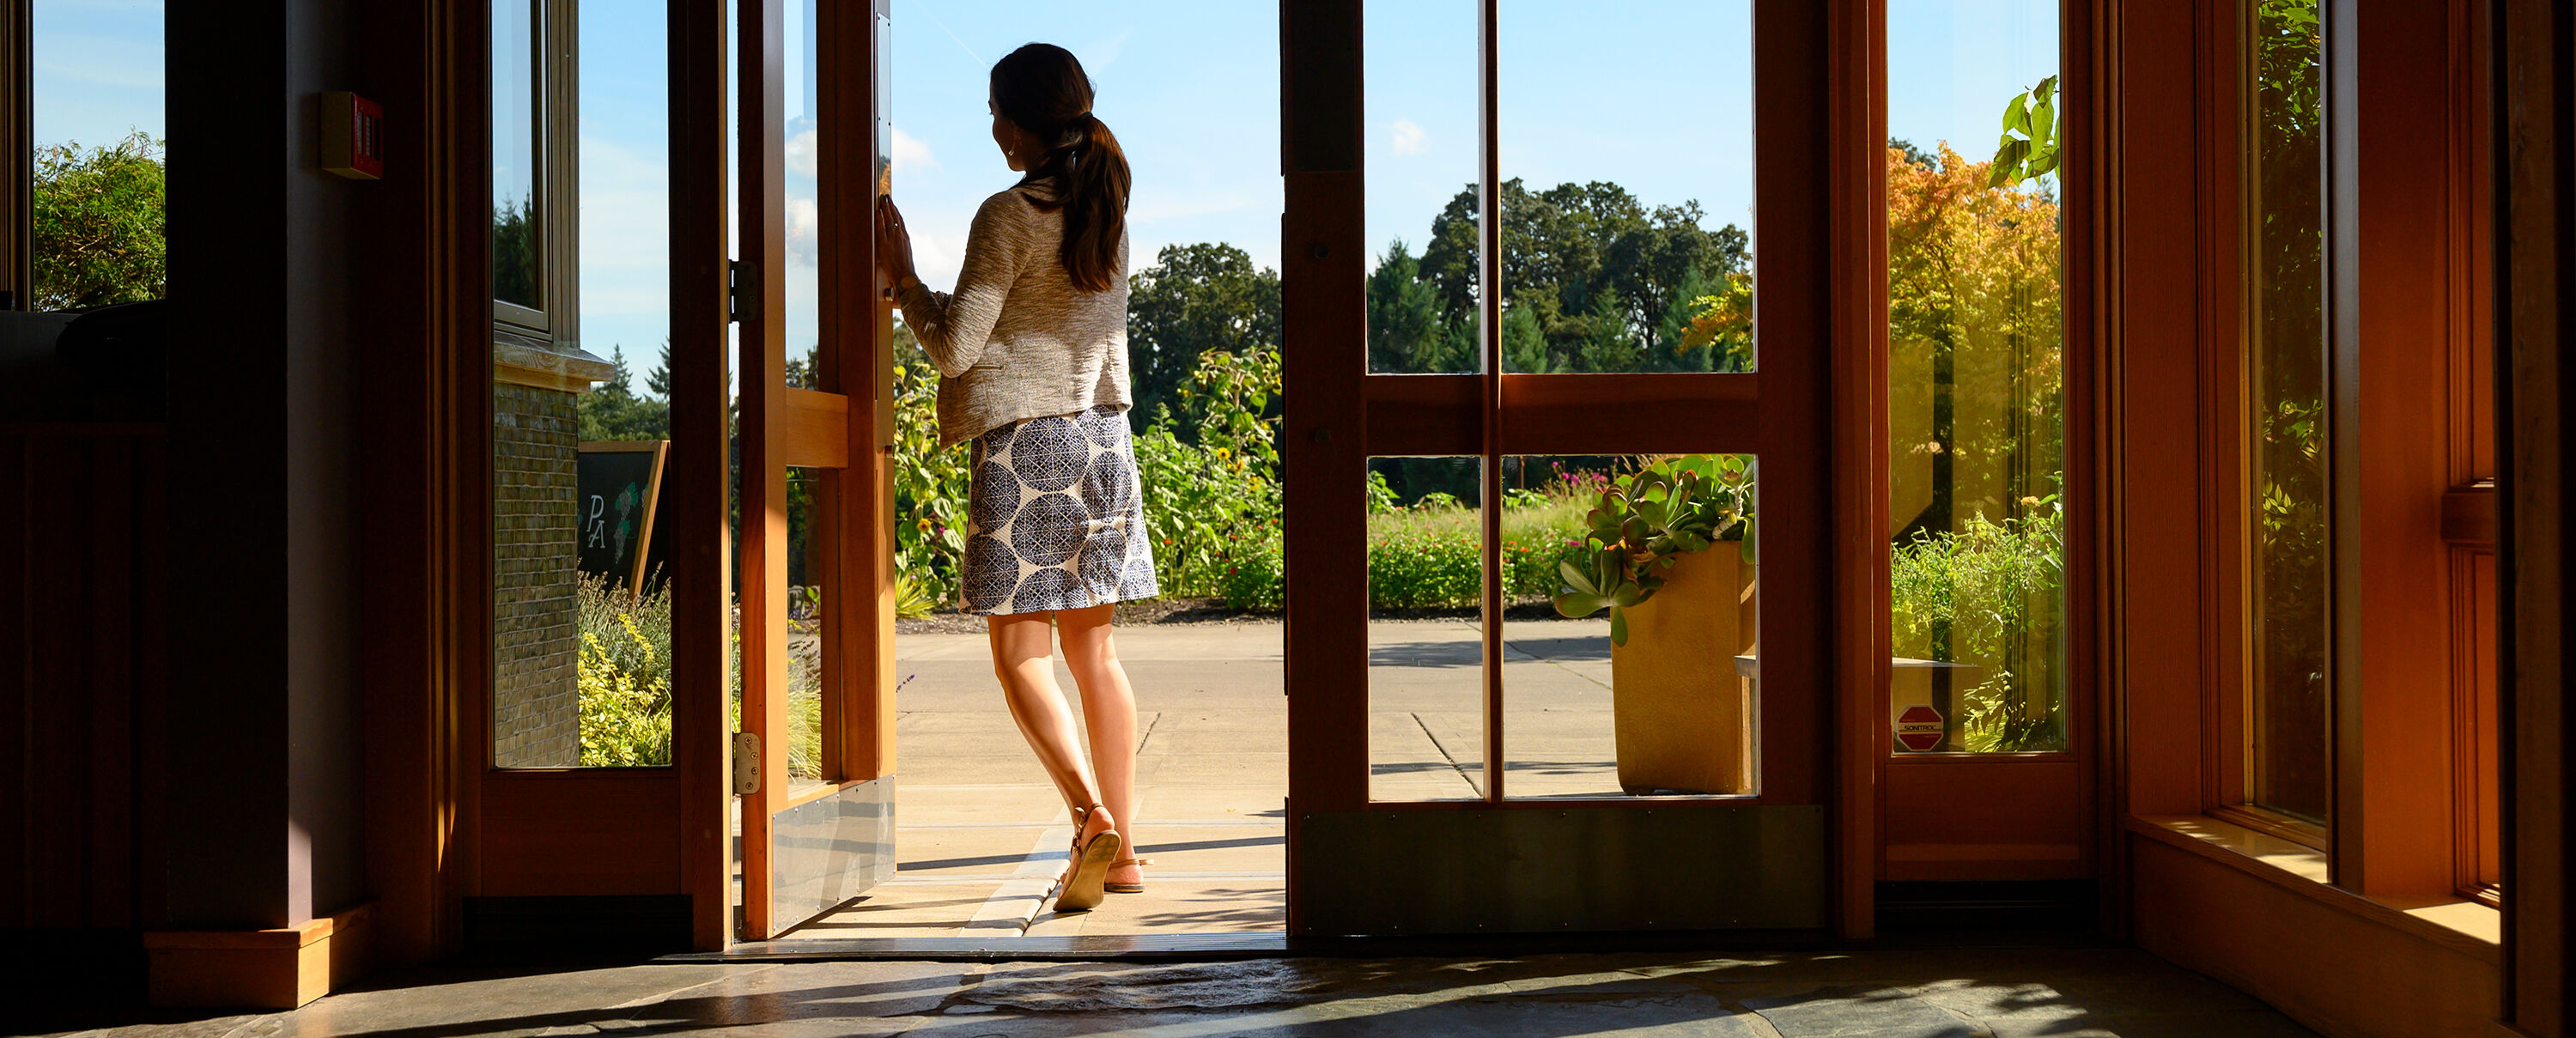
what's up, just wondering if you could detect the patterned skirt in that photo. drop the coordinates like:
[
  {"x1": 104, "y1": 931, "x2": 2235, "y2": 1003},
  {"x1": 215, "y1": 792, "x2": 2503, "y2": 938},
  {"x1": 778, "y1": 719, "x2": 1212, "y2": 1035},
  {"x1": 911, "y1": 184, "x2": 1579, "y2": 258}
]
[{"x1": 961, "y1": 404, "x2": 1161, "y2": 616}]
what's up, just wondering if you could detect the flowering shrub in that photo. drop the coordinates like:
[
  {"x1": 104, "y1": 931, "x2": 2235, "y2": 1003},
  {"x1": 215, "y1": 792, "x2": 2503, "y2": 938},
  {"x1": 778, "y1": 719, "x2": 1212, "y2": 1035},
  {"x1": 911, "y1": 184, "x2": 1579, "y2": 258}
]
[{"x1": 890, "y1": 361, "x2": 972, "y2": 606}]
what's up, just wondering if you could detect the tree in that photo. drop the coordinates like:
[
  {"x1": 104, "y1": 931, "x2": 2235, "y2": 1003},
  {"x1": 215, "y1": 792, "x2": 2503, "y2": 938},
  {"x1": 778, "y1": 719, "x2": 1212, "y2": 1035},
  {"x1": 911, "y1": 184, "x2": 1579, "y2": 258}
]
[
  {"x1": 1125, "y1": 242, "x2": 1282, "y2": 427},
  {"x1": 1419, "y1": 178, "x2": 1750, "y2": 373},
  {"x1": 1366, "y1": 239, "x2": 1463, "y2": 373},
  {"x1": 32, "y1": 131, "x2": 165, "y2": 310},
  {"x1": 578, "y1": 342, "x2": 672, "y2": 441}
]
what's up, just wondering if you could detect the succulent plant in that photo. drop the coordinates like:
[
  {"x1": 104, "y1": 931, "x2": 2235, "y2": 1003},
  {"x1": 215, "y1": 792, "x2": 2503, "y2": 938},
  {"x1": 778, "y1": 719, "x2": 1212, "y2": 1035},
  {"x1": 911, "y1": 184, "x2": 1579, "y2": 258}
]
[{"x1": 1552, "y1": 454, "x2": 1756, "y2": 646}]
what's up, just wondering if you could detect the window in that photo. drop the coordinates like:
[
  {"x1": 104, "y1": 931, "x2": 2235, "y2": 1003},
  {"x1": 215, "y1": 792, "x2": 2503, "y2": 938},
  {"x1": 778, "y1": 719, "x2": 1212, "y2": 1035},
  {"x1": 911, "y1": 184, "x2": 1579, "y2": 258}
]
[
  {"x1": 2241, "y1": 0, "x2": 2329, "y2": 830},
  {"x1": 1884, "y1": 1, "x2": 2068, "y2": 755},
  {"x1": 494, "y1": 0, "x2": 579, "y2": 337},
  {"x1": 9, "y1": 0, "x2": 167, "y2": 313},
  {"x1": 490, "y1": 0, "x2": 629, "y2": 769}
]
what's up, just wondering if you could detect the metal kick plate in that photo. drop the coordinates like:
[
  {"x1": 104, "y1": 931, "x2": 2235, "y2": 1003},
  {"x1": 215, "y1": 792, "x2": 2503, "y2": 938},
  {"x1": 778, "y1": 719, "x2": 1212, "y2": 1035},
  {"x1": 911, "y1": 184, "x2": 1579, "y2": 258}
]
[
  {"x1": 1295, "y1": 804, "x2": 1826, "y2": 936},
  {"x1": 769, "y1": 777, "x2": 896, "y2": 928}
]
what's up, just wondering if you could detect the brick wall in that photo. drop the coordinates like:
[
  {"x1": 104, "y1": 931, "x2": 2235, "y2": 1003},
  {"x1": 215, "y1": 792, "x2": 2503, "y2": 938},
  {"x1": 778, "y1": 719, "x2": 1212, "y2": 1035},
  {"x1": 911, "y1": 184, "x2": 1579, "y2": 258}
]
[{"x1": 492, "y1": 382, "x2": 580, "y2": 768}]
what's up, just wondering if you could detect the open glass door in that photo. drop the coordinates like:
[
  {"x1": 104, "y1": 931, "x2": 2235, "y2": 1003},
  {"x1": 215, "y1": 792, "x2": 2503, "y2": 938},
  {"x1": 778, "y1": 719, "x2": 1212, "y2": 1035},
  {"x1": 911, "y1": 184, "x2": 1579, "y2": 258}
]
[
  {"x1": 732, "y1": 0, "x2": 900, "y2": 942},
  {"x1": 1280, "y1": 0, "x2": 1851, "y2": 936}
]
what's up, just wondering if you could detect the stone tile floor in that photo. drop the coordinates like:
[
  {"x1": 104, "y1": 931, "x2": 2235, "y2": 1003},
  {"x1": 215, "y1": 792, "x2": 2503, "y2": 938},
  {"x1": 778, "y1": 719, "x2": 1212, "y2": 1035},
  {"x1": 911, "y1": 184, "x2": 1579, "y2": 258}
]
[
  {"x1": 823, "y1": 619, "x2": 1656, "y2": 939},
  {"x1": 33, "y1": 949, "x2": 2322, "y2": 1037}
]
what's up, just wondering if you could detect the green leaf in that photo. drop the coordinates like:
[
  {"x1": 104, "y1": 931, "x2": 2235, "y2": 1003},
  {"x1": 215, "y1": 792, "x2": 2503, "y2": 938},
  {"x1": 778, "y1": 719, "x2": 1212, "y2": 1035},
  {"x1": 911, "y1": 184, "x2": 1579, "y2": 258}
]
[
  {"x1": 1609, "y1": 607, "x2": 1629, "y2": 646},
  {"x1": 1553, "y1": 592, "x2": 1607, "y2": 618},
  {"x1": 2001, "y1": 91, "x2": 2031, "y2": 133},
  {"x1": 1558, "y1": 558, "x2": 1600, "y2": 596}
]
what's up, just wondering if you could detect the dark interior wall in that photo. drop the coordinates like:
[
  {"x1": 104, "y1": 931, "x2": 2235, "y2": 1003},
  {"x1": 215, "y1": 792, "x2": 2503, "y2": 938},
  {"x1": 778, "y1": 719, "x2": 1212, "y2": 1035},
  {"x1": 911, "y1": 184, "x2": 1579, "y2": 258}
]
[
  {"x1": 161, "y1": 0, "x2": 368, "y2": 931},
  {"x1": 281, "y1": 0, "x2": 367, "y2": 925}
]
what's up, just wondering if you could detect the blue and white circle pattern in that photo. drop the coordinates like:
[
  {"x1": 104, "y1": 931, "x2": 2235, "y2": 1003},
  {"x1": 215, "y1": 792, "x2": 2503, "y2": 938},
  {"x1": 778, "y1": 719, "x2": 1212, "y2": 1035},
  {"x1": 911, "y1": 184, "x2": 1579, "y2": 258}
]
[{"x1": 962, "y1": 405, "x2": 1161, "y2": 615}]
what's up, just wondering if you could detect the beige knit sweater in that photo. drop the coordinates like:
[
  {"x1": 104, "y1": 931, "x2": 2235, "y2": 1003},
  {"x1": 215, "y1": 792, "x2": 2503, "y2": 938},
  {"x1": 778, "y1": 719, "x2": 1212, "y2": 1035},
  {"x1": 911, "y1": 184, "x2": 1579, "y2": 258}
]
[{"x1": 896, "y1": 185, "x2": 1132, "y2": 447}]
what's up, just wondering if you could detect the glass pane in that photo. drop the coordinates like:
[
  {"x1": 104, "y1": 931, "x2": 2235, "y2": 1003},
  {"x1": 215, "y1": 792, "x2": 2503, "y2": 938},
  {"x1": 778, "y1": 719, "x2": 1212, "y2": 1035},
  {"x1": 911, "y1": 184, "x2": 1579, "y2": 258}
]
[
  {"x1": 2246, "y1": 0, "x2": 2328, "y2": 821},
  {"x1": 787, "y1": 466, "x2": 825, "y2": 784},
  {"x1": 494, "y1": 0, "x2": 543, "y2": 309},
  {"x1": 1364, "y1": 0, "x2": 1479, "y2": 374},
  {"x1": 498, "y1": 0, "x2": 677, "y2": 769},
  {"x1": 1505, "y1": 455, "x2": 1758, "y2": 798},
  {"x1": 28, "y1": 0, "x2": 166, "y2": 309},
  {"x1": 1883, "y1": 1, "x2": 2067, "y2": 754},
  {"x1": 1369, "y1": 456, "x2": 1486, "y2": 801},
  {"x1": 1495, "y1": 0, "x2": 1753, "y2": 373}
]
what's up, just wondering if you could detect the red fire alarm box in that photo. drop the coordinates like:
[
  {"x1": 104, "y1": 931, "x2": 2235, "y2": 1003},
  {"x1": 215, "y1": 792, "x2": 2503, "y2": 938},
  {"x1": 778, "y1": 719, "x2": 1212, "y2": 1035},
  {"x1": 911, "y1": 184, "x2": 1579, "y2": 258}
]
[{"x1": 321, "y1": 92, "x2": 384, "y2": 180}]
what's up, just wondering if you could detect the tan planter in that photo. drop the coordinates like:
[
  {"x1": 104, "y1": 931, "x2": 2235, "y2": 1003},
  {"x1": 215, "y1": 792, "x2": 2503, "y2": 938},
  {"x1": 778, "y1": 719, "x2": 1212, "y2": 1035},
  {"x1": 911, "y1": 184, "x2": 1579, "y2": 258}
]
[{"x1": 1607, "y1": 546, "x2": 1759, "y2": 795}]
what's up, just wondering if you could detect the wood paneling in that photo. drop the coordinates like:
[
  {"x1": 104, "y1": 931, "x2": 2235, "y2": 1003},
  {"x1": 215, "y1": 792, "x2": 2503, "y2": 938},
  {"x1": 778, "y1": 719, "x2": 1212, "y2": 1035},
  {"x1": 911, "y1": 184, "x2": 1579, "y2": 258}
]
[
  {"x1": 2116, "y1": 0, "x2": 2209, "y2": 823},
  {"x1": 356, "y1": 0, "x2": 483, "y2": 964},
  {"x1": 477, "y1": 774, "x2": 682, "y2": 896},
  {"x1": 1826, "y1": 0, "x2": 1887, "y2": 938},
  {"x1": 1, "y1": 428, "x2": 166, "y2": 931},
  {"x1": 2497, "y1": 0, "x2": 2571, "y2": 1030},
  {"x1": 778, "y1": 388, "x2": 852, "y2": 470},
  {"x1": 2330, "y1": 0, "x2": 2469, "y2": 900},
  {"x1": 2133, "y1": 838, "x2": 2500, "y2": 1038},
  {"x1": 1883, "y1": 759, "x2": 2084, "y2": 881}
]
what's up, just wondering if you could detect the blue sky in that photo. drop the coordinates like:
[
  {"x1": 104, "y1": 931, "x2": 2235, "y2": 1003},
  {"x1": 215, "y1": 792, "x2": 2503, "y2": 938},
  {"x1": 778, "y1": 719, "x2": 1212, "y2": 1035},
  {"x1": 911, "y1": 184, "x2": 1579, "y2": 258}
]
[{"x1": 29, "y1": 0, "x2": 2057, "y2": 389}]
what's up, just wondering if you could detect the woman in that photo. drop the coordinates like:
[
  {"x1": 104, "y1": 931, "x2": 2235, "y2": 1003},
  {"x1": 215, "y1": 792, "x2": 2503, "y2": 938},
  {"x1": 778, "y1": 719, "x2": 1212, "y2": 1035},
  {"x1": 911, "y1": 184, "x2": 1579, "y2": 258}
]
[{"x1": 875, "y1": 42, "x2": 1152, "y2": 914}]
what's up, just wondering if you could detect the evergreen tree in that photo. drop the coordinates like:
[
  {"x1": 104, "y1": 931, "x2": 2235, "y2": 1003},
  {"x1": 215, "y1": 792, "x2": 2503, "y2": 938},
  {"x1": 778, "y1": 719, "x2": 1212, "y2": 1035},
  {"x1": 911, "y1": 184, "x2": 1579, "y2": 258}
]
[{"x1": 1366, "y1": 240, "x2": 1457, "y2": 373}]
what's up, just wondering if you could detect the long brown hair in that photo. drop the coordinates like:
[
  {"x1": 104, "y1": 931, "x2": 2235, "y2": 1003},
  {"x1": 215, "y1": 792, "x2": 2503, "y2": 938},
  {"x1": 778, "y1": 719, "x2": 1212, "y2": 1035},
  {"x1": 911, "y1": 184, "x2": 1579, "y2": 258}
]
[{"x1": 990, "y1": 43, "x2": 1129, "y2": 292}]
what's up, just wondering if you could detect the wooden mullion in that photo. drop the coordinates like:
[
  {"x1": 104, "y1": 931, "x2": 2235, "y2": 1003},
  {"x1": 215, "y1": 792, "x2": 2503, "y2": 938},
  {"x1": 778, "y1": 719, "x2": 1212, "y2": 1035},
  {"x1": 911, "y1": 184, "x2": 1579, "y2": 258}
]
[
  {"x1": 1476, "y1": 0, "x2": 1504, "y2": 804},
  {"x1": 666, "y1": 0, "x2": 733, "y2": 953},
  {"x1": 3, "y1": 0, "x2": 27, "y2": 310},
  {"x1": 1832, "y1": 0, "x2": 1891, "y2": 935},
  {"x1": 734, "y1": 0, "x2": 790, "y2": 942}
]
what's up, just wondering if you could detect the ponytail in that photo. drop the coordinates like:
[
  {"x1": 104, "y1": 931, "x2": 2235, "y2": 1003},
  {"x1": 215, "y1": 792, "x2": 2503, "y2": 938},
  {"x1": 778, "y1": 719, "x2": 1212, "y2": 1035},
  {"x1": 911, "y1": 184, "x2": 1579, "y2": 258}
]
[{"x1": 990, "y1": 44, "x2": 1130, "y2": 293}]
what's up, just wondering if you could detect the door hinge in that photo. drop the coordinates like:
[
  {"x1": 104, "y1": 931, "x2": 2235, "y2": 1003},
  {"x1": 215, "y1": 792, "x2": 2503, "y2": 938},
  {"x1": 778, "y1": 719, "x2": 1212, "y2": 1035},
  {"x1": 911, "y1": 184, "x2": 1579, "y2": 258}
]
[
  {"x1": 728, "y1": 259, "x2": 759, "y2": 325},
  {"x1": 732, "y1": 731, "x2": 761, "y2": 796}
]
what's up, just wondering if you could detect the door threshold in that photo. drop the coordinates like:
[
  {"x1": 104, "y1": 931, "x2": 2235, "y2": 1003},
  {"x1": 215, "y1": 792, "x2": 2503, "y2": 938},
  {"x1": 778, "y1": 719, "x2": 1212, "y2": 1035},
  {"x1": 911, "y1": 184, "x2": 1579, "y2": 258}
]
[{"x1": 670, "y1": 932, "x2": 1291, "y2": 962}]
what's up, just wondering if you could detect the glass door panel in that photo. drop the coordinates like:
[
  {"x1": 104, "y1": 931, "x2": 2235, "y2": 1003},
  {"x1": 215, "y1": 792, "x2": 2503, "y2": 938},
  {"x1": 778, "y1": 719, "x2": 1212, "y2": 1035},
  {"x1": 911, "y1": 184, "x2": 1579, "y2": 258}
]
[
  {"x1": 735, "y1": 0, "x2": 896, "y2": 941},
  {"x1": 1367, "y1": 456, "x2": 1487, "y2": 802},
  {"x1": 1285, "y1": 2, "x2": 1833, "y2": 937},
  {"x1": 1503, "y1": 453, "x2": 1759, "y2": 799},
  {"x1": 1364, "y1": 0, "x2": 1480, "y2": 376},
  {"x1": 1494, "y1": 0, "x2": 1753, "y2": 374},
  {"x1": 1883, "y1": 0, "x2": 2068, "y2": 757}
]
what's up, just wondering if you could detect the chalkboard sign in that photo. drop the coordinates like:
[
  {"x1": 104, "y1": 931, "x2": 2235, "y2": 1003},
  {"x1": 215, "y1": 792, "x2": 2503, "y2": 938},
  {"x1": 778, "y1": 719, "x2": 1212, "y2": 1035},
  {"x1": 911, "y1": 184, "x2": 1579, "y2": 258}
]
[{"x1": 576, "y1": 440, "x2": 669, "y2": 594}]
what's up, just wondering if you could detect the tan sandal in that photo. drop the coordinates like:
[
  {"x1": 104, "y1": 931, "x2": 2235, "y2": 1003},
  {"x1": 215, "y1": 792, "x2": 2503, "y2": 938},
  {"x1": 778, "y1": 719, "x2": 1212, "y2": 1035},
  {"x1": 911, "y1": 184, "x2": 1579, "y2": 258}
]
[
  {"x1": 1105, "y1": 857, "x2": 1154, "y2": 895},
  {"x1": 1053, "y1": 804, "x2": 1122, "y2": 914}
]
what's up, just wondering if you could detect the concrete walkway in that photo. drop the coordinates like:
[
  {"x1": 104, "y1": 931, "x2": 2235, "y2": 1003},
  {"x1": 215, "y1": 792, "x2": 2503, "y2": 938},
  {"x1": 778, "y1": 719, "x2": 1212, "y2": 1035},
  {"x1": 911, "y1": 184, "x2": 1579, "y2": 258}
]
[
  {"x1": 63, "y1": 949, "x2": 2322, "y2": 1036},
  {"x1": 793, "y1": 616, "x2": 1639, "y2": 939}
]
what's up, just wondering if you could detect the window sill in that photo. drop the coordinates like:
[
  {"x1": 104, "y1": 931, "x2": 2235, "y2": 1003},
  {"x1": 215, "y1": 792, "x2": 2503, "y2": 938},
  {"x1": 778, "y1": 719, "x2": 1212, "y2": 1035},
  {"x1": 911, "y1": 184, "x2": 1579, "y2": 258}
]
[{"x1": 2129, "y1": 814, "x2": 2500, "y2": 964}]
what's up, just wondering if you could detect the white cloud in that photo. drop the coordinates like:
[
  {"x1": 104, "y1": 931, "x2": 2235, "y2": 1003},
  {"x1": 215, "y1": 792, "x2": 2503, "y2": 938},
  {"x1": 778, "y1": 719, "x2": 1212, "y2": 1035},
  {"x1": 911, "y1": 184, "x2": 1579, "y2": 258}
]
[
  {"x1": 909, "y1": 230, "x2": 960, "y2": 292},
  {"x1": 785, "y1": 196, "x2": 819, "y2": 270},
  {"x1": 786, "y1": 127, "x2": 818, "y2": 180},
  {"x1": 1390, "y1": 118, "x2": 1428, "y2": 155},
  {"x1": 1084, "y1": 27, "x2": 1136, "y2": 69},
  {"x1": 891, "y1": 126, "x2": 939, "y2": 177}
]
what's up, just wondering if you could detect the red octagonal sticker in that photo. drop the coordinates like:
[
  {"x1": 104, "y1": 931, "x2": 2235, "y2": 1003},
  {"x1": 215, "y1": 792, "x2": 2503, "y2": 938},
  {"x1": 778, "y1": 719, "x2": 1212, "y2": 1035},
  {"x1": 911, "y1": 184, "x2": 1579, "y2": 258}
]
[{"x1": 1894, "y1": 705, "x2": 1945, "y2": 752}]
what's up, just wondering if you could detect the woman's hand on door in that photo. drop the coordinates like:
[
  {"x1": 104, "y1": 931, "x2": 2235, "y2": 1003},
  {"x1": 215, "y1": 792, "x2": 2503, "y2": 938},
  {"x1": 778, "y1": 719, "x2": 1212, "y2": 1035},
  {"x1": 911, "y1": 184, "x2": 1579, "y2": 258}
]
[{"x1": 877, "y1": 196, "x2": 920, "y2": 290}]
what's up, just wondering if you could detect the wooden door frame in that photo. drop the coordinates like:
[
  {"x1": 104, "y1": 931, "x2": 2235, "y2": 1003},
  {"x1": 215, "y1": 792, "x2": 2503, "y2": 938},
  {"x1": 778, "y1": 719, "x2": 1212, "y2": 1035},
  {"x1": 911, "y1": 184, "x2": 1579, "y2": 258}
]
[
  {"x1": 1281, "y1": 0, "x2": 1856, "y2": 938},
  {"x1": 736, "y1": 0, "x2": 898, "y2": 943}
]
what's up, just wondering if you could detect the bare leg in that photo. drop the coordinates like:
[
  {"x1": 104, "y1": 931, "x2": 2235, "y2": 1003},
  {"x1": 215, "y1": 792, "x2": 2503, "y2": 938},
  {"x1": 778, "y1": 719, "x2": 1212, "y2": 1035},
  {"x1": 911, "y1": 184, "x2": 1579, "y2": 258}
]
[
  {"x1": 1057, "y1": 604, "x2": 1140, "y2": 888},
  {"x1": 987, "y1": 611, "x2": 1114, "y2": 848}
]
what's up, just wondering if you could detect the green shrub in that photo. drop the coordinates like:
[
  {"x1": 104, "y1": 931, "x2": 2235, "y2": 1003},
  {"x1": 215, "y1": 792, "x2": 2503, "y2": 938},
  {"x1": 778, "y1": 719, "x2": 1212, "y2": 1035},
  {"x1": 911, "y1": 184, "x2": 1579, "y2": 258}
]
[
  {"x1": 1889, "y1": 502, "x2": 2066, "y2": 751},
  {"x1": 575, "y1": 574, "x2": 673, "y2": 767},
  {"x1": 573, "y1": 574, "x2": 817, "y2": 776}
]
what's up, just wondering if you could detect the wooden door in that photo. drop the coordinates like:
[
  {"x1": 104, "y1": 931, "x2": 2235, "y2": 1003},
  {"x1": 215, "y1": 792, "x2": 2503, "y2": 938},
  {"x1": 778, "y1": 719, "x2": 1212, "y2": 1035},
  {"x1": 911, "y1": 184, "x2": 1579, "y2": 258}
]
[
  {"x1": 730, "y1": 0, "x2": 901, "y2": 942},
  {"x1": 1278, "y1": 0, "x2": 1862, "y2": 937}
]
